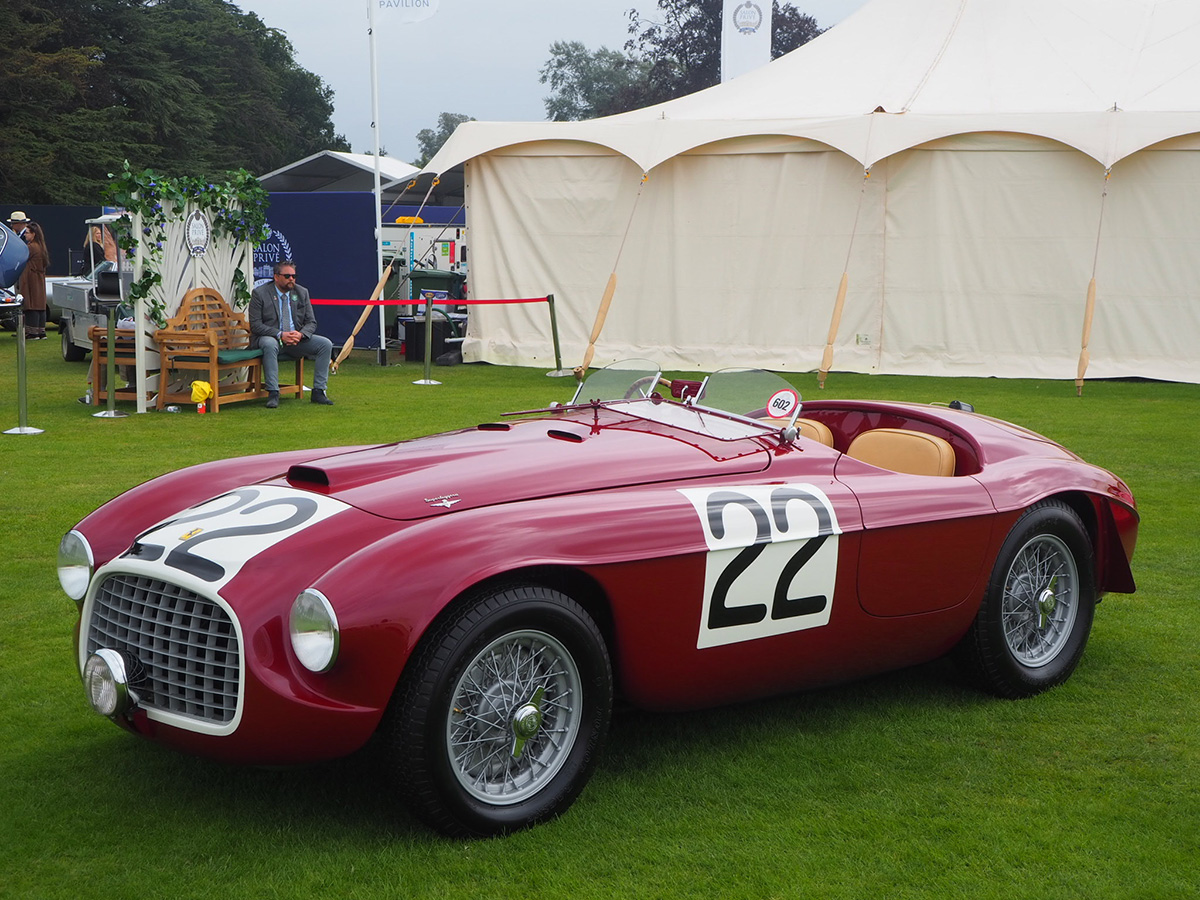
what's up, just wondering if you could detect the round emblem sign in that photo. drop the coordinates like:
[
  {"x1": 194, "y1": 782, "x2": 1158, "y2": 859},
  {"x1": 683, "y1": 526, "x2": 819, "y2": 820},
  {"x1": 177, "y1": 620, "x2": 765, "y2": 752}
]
[
  {"x1": 733, "y1": 1, "x2": 764, "y2": 33},
  {"x1": 184, "y1": 210, "x2": 211, "y2": 258},
  {"x1": 767, "y1": 388, "x2": 800, "y2": 419}
]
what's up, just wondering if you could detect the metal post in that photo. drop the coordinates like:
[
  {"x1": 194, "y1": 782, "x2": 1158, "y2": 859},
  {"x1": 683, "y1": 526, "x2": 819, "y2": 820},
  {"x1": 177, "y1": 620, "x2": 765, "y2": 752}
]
[
  {"x1": 367, "y1": 0, "x2": 387, "y2": 367},
  {"x1": 93, "y1": 304, "x2": 128, "y2": 418},
  {"x1": 413, "y1": 304, "x2": 440, "y2": 385},
  {"x1": 545, "y1": 294, "x2": 571, "y2": 377},
  {"x1": 4, "y1": 303, "x2": 44, "y2": 435}
]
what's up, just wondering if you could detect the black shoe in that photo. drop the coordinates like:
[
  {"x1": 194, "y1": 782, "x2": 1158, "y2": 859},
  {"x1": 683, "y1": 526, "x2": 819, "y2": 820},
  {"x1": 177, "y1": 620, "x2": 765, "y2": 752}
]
[
  {"x1": 310, "y1": 389, "x2": 334, "y2": 406},
  {"x1": 265, "y1": 391, "x2": 279, "y2": 409}
]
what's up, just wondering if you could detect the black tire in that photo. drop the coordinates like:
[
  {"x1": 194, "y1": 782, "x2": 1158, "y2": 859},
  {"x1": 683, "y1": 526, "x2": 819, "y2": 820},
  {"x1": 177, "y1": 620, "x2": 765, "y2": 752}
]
[
  {"x1": 386, "y1": 584, "x2": 613, "y2": 837},
  {"x1": 955, "y1": 499, "x2": 1096, "y2": 699},
  {"x1": 61, "y1": 322, "x2": 87, "y2": 361}
]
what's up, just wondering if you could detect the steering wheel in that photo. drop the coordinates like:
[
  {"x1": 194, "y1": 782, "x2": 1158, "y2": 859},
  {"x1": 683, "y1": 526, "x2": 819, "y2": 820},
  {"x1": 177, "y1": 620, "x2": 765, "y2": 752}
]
[{"x1": 624, "y1": 375, "x2": 663, "y2": 400}]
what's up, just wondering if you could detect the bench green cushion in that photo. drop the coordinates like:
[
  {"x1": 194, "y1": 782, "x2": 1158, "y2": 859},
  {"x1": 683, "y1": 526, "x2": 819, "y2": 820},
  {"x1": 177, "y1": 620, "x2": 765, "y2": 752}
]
[{"x1": 172, "y1": 348, "x2": 264, "y2": 364}]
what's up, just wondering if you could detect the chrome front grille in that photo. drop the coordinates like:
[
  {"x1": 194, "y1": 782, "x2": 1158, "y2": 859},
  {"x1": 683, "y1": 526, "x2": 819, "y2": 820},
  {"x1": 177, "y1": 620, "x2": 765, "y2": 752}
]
[{"x1": 86, "y1": 573, "x2": 240, "y2": 725}]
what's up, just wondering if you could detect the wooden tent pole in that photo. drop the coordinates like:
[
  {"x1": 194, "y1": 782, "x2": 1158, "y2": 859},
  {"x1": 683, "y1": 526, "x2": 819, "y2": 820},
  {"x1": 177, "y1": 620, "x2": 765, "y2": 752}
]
[
  {"x1": 576, "y1": 173, "x2": 649, "y2": 380},
  {"x1": 1076, "y1": 168, "x2": 1112, "y2": 396},
  {"x1": 818, "y1": 168, "x2": 871, "y2": 389}
]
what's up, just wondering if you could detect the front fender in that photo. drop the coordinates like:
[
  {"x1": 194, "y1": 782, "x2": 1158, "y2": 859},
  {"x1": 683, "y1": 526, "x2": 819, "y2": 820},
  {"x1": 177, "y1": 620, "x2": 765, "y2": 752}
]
[{"x1": 305, "y1": 485, "x2": 713, "y2": 703}]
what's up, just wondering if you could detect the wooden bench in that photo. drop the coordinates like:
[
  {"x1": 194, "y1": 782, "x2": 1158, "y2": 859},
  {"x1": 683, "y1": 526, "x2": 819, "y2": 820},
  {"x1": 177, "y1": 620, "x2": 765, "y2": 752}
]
[
  {"x1": 154, "y1": 287, "x2": 303, "y2": 412},
  {"x1": 88, "y1": 326, "x2": 153, "y2": 406}
]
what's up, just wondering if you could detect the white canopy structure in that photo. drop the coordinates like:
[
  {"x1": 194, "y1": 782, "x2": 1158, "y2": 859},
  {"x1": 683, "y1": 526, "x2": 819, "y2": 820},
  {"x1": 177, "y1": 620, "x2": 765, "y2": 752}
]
[
  {"x1": 417, "y1": 0, "x2": 1200, "y2": 384},
  {"x1": 260, "y1": 150, "x2": 420, "y2": 199}
]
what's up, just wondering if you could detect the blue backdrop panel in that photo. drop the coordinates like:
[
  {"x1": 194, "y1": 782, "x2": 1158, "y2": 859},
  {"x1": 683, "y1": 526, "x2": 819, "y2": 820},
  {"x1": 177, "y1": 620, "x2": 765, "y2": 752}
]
[{"x1": 258, "y1": 193, "x2": 380, "y2": 349}]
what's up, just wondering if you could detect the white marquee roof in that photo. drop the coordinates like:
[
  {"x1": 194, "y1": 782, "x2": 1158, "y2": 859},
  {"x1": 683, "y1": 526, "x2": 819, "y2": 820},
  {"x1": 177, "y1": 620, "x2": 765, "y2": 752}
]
[
  {"x1": 423, "y1": 0, "x2": 1200, "y2": 175},
  {"x1": 260, "y1": 150, "x2": 420, "y2": 193}
]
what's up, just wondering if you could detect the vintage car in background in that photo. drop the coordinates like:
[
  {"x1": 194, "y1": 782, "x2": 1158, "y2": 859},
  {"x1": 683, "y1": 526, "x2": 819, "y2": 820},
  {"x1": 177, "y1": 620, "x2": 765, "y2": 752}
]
[{"x1": 59, "y1": 361, "x2": 1138, "y2": 836}]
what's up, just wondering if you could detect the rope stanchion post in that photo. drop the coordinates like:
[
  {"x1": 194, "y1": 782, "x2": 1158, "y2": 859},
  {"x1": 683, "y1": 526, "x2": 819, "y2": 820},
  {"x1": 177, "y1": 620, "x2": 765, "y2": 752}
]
[
  {"x1": 545, "y1": 294, "x2": 571, "y2": 377},
  {"x1": 414, "y1": 300, "x2": 440, "y2": 385},
  {"x1": 92, "y1": 303, "x2": 129, "y2": 419},
  {"x1": 2, "y1": 300, "x2": 45, "y2": 435}
]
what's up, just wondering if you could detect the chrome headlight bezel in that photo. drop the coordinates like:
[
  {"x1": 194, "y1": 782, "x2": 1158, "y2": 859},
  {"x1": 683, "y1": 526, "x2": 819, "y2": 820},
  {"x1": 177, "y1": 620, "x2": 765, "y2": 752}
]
[
  {"x1": 58, "y1": 530, "x2": 94, "y2": 601},
  {"x1": 83, "y1": 649, "x2": 135, "y2": 718},
  {"x1": 289, "y1": 589, "x2": 340, "y2": 673}
]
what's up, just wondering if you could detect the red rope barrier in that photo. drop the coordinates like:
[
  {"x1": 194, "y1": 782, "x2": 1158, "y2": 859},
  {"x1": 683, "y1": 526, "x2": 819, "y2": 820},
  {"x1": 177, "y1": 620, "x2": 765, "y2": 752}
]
[{"x1": 312, "y1": 296, "x2": 549, "y2": 306}]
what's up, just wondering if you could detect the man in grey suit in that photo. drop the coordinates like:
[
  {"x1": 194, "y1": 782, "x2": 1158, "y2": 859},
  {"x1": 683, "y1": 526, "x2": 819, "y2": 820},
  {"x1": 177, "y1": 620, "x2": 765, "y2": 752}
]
[{"x1": 248, "y1": 260, "x2": 335, "y2": 407}]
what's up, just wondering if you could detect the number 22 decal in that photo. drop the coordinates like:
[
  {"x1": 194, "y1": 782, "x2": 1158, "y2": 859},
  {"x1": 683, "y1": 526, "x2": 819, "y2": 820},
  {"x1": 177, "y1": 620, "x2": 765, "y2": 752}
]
[
  {"x1": 129, "y1": 485, "x2": 349, "y2": 588},
  {"x1": 679, "y1": 483, "x2": 841, "y2": 649}
]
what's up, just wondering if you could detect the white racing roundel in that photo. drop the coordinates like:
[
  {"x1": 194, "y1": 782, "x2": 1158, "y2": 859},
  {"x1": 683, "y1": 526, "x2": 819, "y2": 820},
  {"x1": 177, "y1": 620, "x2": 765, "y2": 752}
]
[{"x1": 766, "y1": 388, "x2": 800, "y2": 419}]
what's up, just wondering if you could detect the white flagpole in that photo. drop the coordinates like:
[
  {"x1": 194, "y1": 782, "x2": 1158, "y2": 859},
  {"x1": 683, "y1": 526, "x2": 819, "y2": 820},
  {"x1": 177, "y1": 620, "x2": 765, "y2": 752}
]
[{"x1": 368, "y1": 0, "x2": 387, "y2": 365}]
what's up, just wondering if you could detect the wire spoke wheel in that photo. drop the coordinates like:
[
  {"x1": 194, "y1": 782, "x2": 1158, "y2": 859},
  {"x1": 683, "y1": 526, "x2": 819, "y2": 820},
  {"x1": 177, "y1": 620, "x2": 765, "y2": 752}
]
[
  {"x1": 1000, "y1": 533, "x2": 1078, "y2": 667},
  {"x1": 954, "y1": 499, "x2": 1096, "y2": 698},
  {"x1": 390, "y1": 584, "x2": 611, "y2": 836},
  {"x1": 447, "y1": 629, "x2": 582, "y2": 805}
]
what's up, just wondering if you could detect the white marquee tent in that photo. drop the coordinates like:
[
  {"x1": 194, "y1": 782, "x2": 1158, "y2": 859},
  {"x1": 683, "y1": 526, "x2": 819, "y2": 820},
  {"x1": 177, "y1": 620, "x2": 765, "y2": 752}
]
[{"x1": 416, "y1": 0, "x2": 1200, "y2": 384}]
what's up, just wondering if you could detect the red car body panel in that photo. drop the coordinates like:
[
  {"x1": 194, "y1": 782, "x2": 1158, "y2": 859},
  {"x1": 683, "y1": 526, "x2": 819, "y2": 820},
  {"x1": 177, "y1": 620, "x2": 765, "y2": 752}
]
[{"x1": 67, "y1": 394, "x2": 1138, "y2": 765}]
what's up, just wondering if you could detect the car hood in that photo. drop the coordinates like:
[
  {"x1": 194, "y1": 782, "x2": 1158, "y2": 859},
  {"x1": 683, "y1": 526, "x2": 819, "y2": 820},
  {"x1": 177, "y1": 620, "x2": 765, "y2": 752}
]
[{"x1": 279, "y1": 412, "x2": 772, "y2": 520}]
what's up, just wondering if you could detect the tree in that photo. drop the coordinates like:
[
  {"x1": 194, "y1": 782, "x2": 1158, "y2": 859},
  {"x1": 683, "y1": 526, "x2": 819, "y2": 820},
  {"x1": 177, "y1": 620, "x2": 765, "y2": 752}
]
[
  {"x1": 414, "y1": 113, "x2": 475, "y2": 168},
  {"x1": 0, "y1": 0, "x2": 124, "y2": 204},
  {"x1": 627, "y1": 0, "x2": 823, "y2": 107},
  {"x1": 540, "y1": 0, "x2": 823, "y2": 120},
  {"x1": 0, "y1": 0, "x2": 349, "y2": 204},
  {"x1": 539, "y1": 41, "x2": 652, "y2": 122}
]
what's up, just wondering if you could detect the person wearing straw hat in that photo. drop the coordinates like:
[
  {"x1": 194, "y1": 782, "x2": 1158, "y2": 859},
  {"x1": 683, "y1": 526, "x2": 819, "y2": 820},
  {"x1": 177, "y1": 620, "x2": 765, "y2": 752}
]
[
  {"x1": 248, "y1": 259, "x2": 334, "y2": 408},
  {"x1": 7, "y1": 212, "x2": 49, "y2": 340}
]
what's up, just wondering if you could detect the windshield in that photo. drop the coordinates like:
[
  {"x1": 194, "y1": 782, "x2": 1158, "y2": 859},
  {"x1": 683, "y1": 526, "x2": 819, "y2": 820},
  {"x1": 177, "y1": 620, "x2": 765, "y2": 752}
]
[
  {"x1": 570, "y1": 358, "x2": 662, "y2": 404},
  {"x1": 565, "y1": 361, "x2": 802, "y2": 441},
  {"x1": 694, "y1": 368, "x2": 802, "y2": 428}
]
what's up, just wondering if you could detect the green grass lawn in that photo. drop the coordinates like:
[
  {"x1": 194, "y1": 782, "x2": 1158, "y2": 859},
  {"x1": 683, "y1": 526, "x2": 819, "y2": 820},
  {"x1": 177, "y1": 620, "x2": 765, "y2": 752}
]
[{"x1": 1, "y1": 333, "x2": 1197, "y2": 899}]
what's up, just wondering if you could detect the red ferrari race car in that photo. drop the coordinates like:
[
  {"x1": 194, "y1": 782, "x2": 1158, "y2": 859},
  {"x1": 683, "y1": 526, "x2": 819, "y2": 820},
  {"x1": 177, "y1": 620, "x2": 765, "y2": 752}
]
[{"x1": 59, "y1": 361, "x2": 1138, "y2": 836}]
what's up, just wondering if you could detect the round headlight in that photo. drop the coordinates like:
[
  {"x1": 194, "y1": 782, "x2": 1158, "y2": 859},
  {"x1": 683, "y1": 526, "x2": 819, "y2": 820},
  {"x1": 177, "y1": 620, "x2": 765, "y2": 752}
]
[
  {"x1": 58, "y1": 530, "x2": 94, "y2": 601},
  {"x1": 83, "y1": 649, "x2": 133, "y2": 718},
  {"x1": 289, "y1": 589, "x2": 339, "y2": 673}
]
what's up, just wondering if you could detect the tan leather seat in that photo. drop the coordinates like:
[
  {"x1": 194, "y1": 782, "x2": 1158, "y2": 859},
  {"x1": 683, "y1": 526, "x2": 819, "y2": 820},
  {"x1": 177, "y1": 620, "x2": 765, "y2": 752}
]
[
  {"x1": 846, "y1": 428, "x2": 956, "y2": 476},
  {"x1": 796, "y1": 418, "x2": 835, "y2": 447}
]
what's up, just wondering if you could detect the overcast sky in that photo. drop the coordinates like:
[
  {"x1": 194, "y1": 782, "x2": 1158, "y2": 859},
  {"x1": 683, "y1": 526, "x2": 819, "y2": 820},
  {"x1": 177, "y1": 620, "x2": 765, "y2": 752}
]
[{"x1": 234, "y1": 0, "x2": 869, "y2": 167}]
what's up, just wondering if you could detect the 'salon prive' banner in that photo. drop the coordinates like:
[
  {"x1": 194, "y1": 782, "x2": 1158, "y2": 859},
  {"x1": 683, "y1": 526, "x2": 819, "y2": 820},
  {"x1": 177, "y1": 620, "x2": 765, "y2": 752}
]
[{"x1": 721, "y1": 0, "x2": 772, "y2": 82}]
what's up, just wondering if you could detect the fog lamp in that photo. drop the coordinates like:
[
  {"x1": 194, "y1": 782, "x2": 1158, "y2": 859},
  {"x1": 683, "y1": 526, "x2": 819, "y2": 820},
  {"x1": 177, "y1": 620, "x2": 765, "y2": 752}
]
[
  {"x1": 289, "y1": 589, "x2": 339, "y2": 673},
  {"x1": 83, "y1": 649, "x2": 135, "y2": 718}
]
